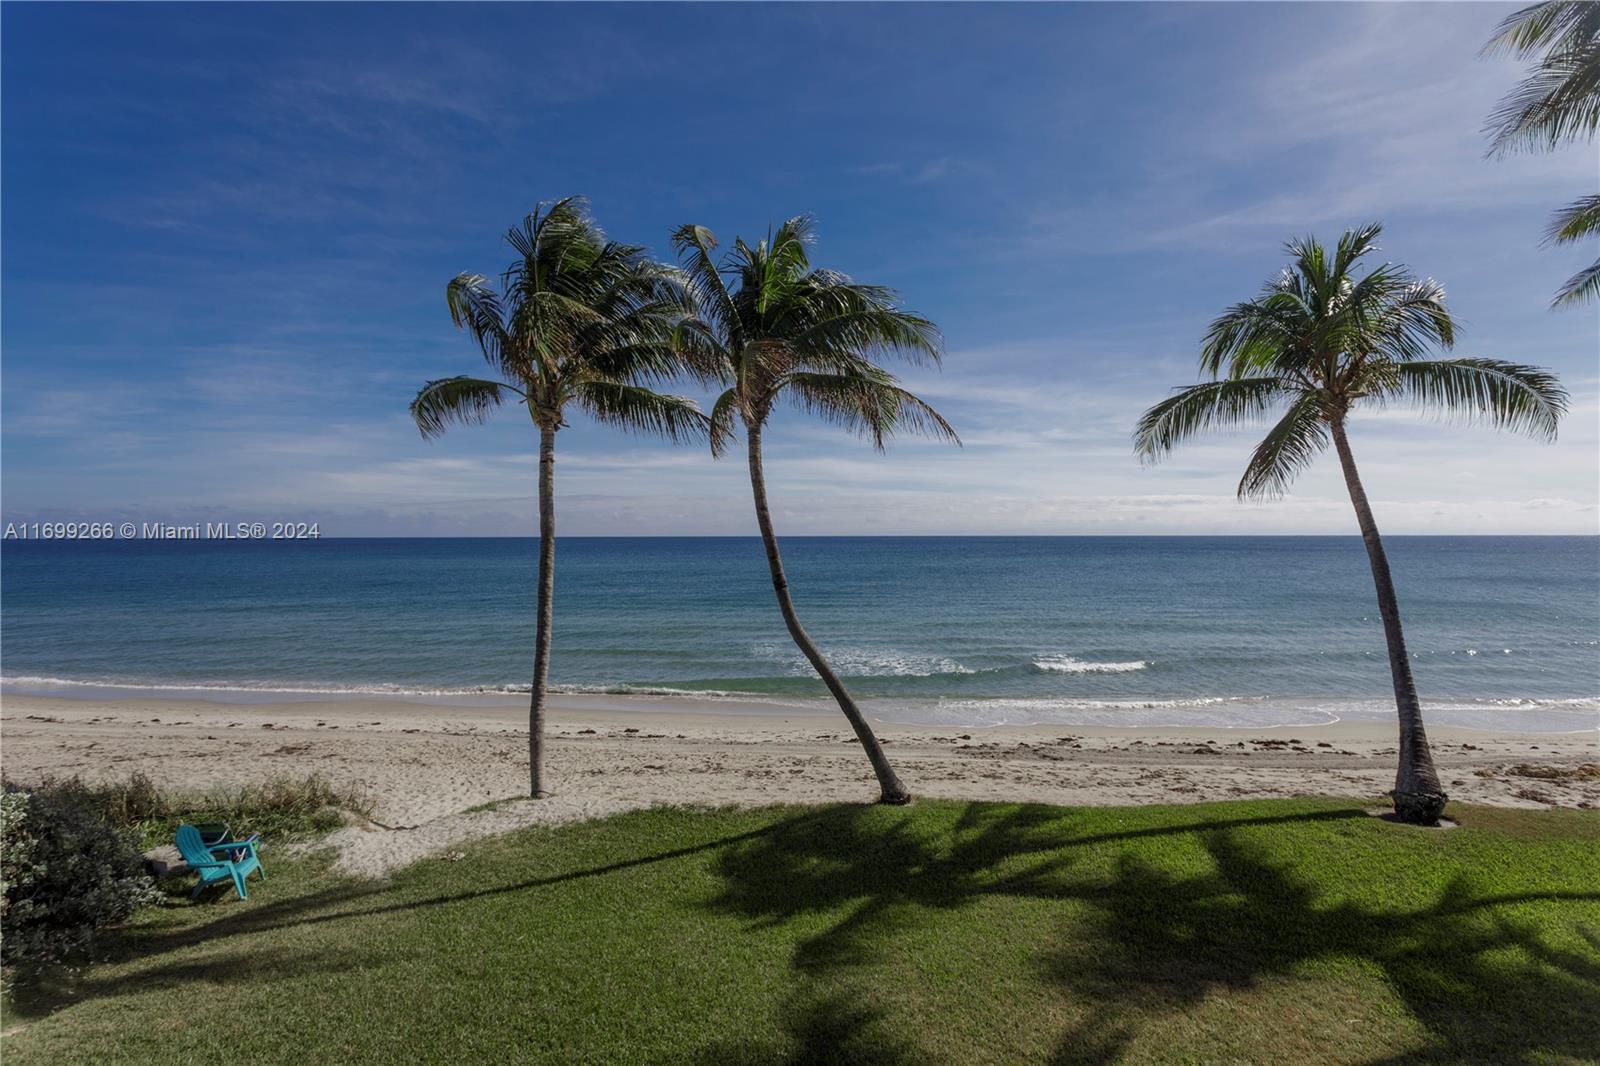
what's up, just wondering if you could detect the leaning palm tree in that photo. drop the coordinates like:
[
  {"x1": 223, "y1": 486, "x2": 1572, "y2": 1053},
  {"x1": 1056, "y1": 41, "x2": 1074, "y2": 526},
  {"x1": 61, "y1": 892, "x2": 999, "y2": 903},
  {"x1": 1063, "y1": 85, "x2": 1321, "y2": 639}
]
[
  {"x1": 412, "y1": 198, "x2": 708, "y2": 798},
  {"x1": 672, "y1": 216, "x2": 958, "y2": 804},
  {"x1": 1134, "y1": 224, "x2": 1567, "y2": 825},
  {"x1": 1484, "y1": 1, "x2": 1600, "y2": 305}
]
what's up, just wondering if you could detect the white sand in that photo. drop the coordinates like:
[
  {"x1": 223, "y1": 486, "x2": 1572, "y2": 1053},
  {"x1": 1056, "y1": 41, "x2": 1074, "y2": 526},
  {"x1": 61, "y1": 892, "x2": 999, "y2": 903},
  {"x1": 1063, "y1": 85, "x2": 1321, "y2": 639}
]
[{"x1": 2, "y1": 693, "x2": 1595, "y2": 877}]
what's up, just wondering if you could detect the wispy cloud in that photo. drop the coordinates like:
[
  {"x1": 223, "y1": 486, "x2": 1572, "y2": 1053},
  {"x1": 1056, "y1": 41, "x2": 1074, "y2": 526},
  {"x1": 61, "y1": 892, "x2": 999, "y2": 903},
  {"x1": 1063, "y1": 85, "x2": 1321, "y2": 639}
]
[
  {"x1": 854, "y1": 156, "x2": 966, "y2": 185},
  {"x1": 1017, "y1": 4, "x2": 1592, "y2": 257}
]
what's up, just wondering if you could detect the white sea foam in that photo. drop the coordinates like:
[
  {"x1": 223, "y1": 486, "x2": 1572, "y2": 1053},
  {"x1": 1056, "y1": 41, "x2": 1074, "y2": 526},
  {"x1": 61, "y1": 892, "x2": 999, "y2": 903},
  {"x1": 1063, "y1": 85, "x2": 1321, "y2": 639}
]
[
  {"x1": 1265, "y1": 697, "x2": 1599, "y2": 734},
  {"x1": 2, "y1": 674, "x2": 466, "y2": 697},
  {"x1": 548, "y1": 683, "x2": 807, "y2": 706},
  {"x1": 871, "y1": 694, "x2": 1600, "y2": 732},
  {"x1": 894, "y1": 695, "x2": 1332, "y2": 729},
  {"x1": 6, "y1": 674, "x2": 1595, "y2": 732},
  {"x1": 0, "y1": 672, "x2": 806, "y2": 704},
  {"x1": 749, "y1": 643, "x2": 975, "y2": 678},
  {"x1": 1032, "y1": 656, "x2": 1150, "y2": 674}
]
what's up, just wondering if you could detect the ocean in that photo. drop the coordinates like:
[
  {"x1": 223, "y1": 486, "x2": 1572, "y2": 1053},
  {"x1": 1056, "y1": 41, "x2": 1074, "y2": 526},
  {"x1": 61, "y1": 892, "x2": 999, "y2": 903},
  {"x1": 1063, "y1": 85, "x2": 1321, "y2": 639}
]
[{"x1": 2, "y1": 536, "x2": 1596, "y2": 732}]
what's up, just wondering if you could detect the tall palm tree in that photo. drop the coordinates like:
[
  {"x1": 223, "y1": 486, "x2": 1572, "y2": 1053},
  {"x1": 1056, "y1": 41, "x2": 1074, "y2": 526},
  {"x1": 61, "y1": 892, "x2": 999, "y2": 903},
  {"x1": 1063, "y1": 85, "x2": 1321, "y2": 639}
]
[
  {"x1": 1133, "y1": 224, "x2": 1567, "y2": 825},
  {"x1": 671, "y1": 216, "x2": 958, "y2": 805},
  {"x1": 412, "y1": 198, "x2": 708, "y2": 798},
  {"x1": 1484, "y1": 1, "x2": 1600, "y2": 305}
]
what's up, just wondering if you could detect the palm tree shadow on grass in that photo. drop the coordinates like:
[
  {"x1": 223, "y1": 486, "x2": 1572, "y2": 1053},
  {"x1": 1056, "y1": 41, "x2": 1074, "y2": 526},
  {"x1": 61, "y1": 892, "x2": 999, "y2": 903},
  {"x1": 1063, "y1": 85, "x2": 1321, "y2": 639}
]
[
  {"x1": 702, "y1": 803, "x2": 1600, "y2": 1065},
  {"x1": 11, "y1": 942, "x2": 382, "y2": 1024},
  {"x1": 697, "y1": 992, "x2": 932, "y2": 1066},
  {"x1": 1049, "y1": 831, "x2": 1600, "y2": 1065}
]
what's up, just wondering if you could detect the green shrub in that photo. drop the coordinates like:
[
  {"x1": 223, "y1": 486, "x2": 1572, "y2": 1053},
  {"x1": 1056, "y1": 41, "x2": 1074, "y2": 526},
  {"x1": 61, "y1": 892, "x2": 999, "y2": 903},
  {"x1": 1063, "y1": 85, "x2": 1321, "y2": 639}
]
[{"x1": 1, "y1": 783, "x2": 158, "y2": 968}]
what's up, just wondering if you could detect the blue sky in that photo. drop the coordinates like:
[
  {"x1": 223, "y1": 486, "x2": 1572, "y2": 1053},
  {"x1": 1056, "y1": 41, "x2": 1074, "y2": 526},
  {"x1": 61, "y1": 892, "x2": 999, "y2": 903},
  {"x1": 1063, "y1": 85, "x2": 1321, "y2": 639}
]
[{"x1": 3, "y1": 2, "x2": 1595, "y2": 536}]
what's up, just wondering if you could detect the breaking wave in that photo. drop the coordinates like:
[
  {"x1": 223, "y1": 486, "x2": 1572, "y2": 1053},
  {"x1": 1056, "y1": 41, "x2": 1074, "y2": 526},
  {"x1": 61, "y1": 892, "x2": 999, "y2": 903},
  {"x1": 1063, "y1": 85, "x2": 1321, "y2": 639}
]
[
  {"x1": 749, "y1": 643, "x2": 976, "y2": 678},
  {"x1": 1033, "y1": 656, "x2": 1150, "y2": 674}
]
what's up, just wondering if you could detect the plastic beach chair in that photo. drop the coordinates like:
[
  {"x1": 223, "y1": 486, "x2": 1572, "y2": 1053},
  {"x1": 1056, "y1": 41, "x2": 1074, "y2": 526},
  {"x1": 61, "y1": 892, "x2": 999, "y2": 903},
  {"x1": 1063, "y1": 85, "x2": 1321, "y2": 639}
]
[{"x1": 175, "y1": 824, "x2": 266, "y2": 900}]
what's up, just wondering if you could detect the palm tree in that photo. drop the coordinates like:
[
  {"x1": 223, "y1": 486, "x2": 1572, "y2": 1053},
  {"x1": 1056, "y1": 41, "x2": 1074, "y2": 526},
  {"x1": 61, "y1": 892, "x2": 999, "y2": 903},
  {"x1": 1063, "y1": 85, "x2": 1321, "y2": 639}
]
[
  {"x1": 1484, "y1": 1, "x2": 1600, "y2": 305},
  {"x1": 1133, "y1": 224, "x2": 1567, "y2": 825},
  {"x1": 671, "y1": 216, "x2": 958, "y2": 804},
  {"x1": 412, "y1": 198, "x2": 708, "y2": 798}
]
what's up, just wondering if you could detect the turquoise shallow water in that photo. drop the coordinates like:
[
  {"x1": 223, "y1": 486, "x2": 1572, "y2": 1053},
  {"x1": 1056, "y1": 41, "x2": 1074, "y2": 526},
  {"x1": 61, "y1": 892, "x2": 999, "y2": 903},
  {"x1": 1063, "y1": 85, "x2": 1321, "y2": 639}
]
[{"x1": 2, "y1": 537, "x2": 1596, "y2": 731}]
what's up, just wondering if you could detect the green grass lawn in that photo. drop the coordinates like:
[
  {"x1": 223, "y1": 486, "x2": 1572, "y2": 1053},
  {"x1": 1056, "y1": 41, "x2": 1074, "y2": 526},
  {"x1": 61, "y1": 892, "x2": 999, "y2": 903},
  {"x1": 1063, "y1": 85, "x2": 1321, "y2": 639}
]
[{"x1": 4, "y1": 798, "x2": 1597, "y2": 1064}]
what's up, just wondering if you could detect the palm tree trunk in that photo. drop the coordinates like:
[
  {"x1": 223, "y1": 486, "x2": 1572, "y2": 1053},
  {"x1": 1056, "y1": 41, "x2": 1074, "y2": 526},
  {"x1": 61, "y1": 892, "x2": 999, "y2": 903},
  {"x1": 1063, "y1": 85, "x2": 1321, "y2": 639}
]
[
  {"x1": 529, "y1": 424, "x2": 557, "y2": 798},
  {"x1": 1330, "y1": 416, "x2": 1446, "y2": 824},
  {"x1": 745, "y1": 423, "x2": 911, "y2": 804}
]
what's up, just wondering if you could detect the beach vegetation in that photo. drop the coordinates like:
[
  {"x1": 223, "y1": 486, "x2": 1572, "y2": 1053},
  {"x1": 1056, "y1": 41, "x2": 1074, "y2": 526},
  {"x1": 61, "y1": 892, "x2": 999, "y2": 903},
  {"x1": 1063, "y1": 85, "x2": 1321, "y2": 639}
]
[
  {"x1": 670, "y1": 216, "x2": 958, "y2": 804},
  {"x1": 0, "y1": 772, "x2": 369, "y2": 853},
  {"x1": 1133, "y1": 225, "x2": 1568, "y2": 825},
  {"x1": 410, "y1": 198, "x2": 710, "y2": 797}
]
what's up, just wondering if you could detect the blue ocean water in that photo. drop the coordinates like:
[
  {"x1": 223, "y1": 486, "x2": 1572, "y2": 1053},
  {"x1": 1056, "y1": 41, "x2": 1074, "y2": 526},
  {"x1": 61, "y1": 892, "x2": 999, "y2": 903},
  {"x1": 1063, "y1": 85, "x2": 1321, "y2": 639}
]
[{"x1": 2, "y1": 537, "x2": 1596, "y2": 731}]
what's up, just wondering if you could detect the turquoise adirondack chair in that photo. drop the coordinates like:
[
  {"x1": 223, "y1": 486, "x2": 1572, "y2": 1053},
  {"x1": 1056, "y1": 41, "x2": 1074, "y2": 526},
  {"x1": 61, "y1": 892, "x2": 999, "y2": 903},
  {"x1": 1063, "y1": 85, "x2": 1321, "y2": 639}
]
[{"x1": 175, "y1": 824, "x2": 265, "y2": 900}]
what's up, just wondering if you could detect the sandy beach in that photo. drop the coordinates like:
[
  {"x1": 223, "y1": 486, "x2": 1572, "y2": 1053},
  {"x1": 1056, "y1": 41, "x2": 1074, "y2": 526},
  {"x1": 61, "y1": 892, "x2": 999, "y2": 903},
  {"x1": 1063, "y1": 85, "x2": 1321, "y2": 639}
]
[{"x1": 2, "y1": 691, "x2": 1595, "y2": 877}]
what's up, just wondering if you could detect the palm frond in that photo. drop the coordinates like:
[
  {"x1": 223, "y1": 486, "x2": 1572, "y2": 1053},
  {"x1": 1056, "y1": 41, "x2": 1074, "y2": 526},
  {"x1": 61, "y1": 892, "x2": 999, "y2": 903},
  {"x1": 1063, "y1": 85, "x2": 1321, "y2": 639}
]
[
  {"x1": 1201, "y1": 295, "x2": 1312, "y2": 378},
  {"x1": 1384, "y1": 358, "x2": 1568, "y2": 439},
  {"x1": 708, "y1": 387, "x2": 741, "y2": 458},
  {"x1": 502, "y1": 199, "x2": 608, "y2": 318},
  {"x1": 1284, "y1": 233, "x2": 1330, "y2": 301},
  {"x1": 503, "y1": 196, "x2": 591, "y2": 260},
  {"x1": 1237, "y1": 393, "x2": 1331, "y2": 500},
  {"x1": 445, "y1": 274, "x2": 513, "y2": 374},
  {"x1": 576, "y1": 296, "x2": 700, "y2": 386},
  {"x1": 579, "y1": 253, "x2": 686, "y2": 329},
  {"x1": 1486, "y1": 48, "x2": 1600, "y2": 154},
  {"x1": 789, "y1": 300, "x2": 943, "y2": 369},
  {"x1": 1544, "y1": 193, "x2": 1600, "y2": 244},
  {"x1": 670, "y1": 319, "x2": 735, "y2": 388},
  {"x1": 781, "y1": 370, "x2": 958, "y2": 452},
  {"x1": 1552, "y1": 256, "x2": 1600, "y2": 305},
  {"x1": 1365, "y1": 277, "x2": 1456, "y2": 361},
  {"x1": 1133, "y1": 377, "x2": 1294, "y2": 461},
  {"x1": 763, "y1": 216, "x2": 817, "y2": 298},
  {"x1": 1484, "y1": 4, "x2": 1600, "y2": 157},
  {"x1": 1484, "y1": 1, "x2": 1600, "y2": 57},
  {"x1": 573, "y1": 381, "x2": 710, "y2": 445},
  {"x1": 495, "y1": 199, "x2": 638, "y2": 384},
  {"x1": 1331, "y1": 222, "x2": 1385, "y2": 281},
  {"x1": 410, "y1": 376, "x2": 520, "y2": 439},
  {"x1": 670, "y1": 224, "x2": 739, "y2": 344}
]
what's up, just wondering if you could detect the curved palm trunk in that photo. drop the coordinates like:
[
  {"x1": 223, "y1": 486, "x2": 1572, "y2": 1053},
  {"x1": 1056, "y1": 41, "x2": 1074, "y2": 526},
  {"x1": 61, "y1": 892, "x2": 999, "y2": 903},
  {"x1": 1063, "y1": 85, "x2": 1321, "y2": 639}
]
[
  {"x1": 746, "y1": 423, "x2": 911, "y2": 804},
  {"x1": 1330, "y1": 417, "x2": 1446, "y2": 824},
  {"x1": 528, "y1": 424, "x2": 557, "y2": 798}
]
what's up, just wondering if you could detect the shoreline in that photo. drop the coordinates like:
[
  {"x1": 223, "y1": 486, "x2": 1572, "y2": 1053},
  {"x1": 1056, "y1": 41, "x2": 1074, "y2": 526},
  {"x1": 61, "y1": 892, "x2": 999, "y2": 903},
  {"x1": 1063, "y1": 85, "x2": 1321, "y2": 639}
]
[
  {"x1": 4, "y1": 676, "x2": 1596, "y2": 733},
  {"x1": 3, "y1": 692, "x2": 1596, "y2": 877}
]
